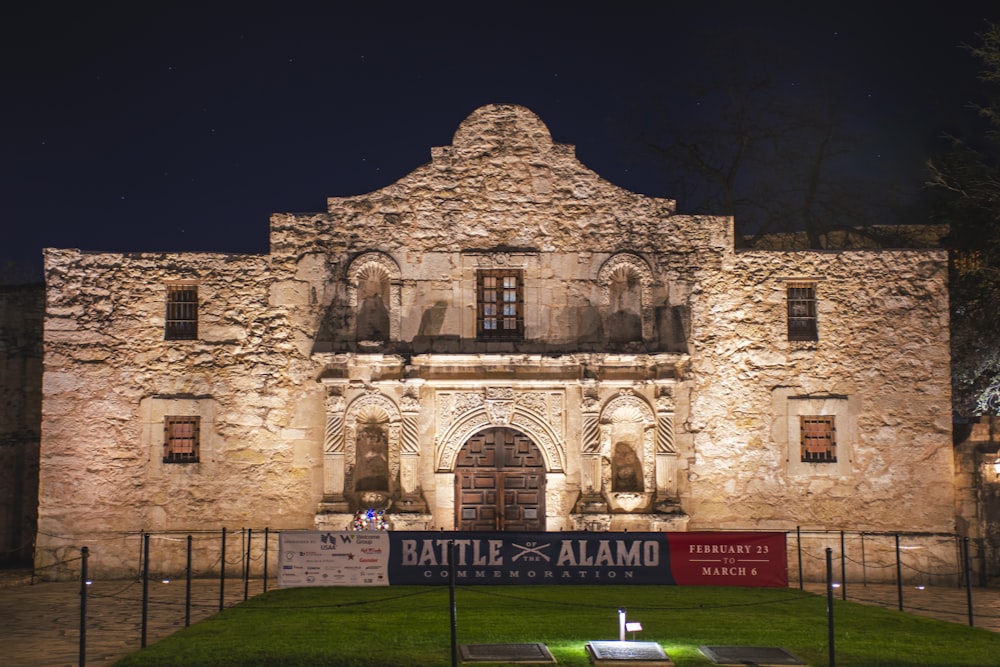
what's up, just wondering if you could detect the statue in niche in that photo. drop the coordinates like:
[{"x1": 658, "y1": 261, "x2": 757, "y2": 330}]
[
  {"x1": 355, "y1": 423, "x2": 389, "y2": 492},
  {"x1": 356, "y1": 274, "x2": 390, "y2": 342},
  {"x1": 611, "y1": 441, "x2": 643, "y2": 492}
]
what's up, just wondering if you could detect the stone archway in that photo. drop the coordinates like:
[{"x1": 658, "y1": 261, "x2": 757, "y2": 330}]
[{"x1": 454, "y1": 427, "x2": 546, "y2": 531}]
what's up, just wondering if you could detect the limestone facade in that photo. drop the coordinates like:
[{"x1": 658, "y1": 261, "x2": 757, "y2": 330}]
[{"x1": 36, "y1": 105, "x2": 957, "y2": 579}]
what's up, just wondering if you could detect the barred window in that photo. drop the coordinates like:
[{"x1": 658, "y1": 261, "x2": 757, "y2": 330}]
[
  {"x1": 800, "y1": 416, "x2": 836, "y2": 463},
  {"x1": 477, "y1": 269, "x2": 524, "y2": 339},
  {"x1": 164, "y1": 416, "x2": 200, "y2": 463},
  {"x1": 165, "y1": 285, "x2": 198, "y2": 340},
  {"x1": 787, "y1": 283, "x2": 818, "y2": 341}
]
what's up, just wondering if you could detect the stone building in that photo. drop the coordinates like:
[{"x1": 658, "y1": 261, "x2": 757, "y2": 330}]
[{"x1": 35, "y1": 104, "x2": 958, "y2": 579}]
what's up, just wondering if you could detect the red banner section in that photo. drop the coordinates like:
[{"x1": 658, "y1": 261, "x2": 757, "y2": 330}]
[{"x1": 666, "y1": 532, "x2": 787, "y2": 587}]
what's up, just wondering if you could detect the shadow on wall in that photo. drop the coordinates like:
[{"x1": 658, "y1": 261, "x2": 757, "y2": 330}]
[
  {"x1": 0, "y1": 283, "x2": 44, "y2": 567},
  {"x1": 311, "y1": 296, "x2": 690, "y2": 356}
]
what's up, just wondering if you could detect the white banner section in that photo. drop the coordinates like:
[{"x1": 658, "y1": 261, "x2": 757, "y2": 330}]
[{"x1": 279, "y1": 531, "x2": 390, "y2": 587}]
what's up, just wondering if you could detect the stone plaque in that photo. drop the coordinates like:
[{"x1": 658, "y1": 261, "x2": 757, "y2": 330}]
[
  {"x1": 459, "y1": 643, "x2": 556, "y2": 663},
  {"x1": 699, "y1": 645, "x2": 806, "y2": 666},
  {"x1": 586, "y1": 641, "x2": 674, "y2": 666}
]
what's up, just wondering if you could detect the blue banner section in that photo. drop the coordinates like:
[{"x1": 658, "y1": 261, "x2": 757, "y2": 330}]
[{"x1": 387, "y1": 532, "x2": 676, "y2": 585}]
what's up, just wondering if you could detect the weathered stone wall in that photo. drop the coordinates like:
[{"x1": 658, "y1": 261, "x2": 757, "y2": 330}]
[
  {"x1": 38, "y1": 250, "x2": 323, "y2": 577},
  {"x1": 690, "y1": 250, "x2": 954, "y2": 532},
  {"x1": 0, "y1": 284, "x2": 44, "y2": 566}
]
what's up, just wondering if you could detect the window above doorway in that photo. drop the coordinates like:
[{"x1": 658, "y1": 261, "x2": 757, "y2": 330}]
[{"x1": 477, "y1": 269, "x2": 524, "y2": 339}]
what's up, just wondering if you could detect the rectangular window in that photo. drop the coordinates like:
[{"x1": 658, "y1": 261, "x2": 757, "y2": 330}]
[
  {"x1": 787, "y1": 283, "x2": 818, "y2": 341},
  {"x1": 800, "y1": 416, "x2": 836, "y2": 463},
  {"x1": 164, "y1": 416, "x2": 200, "y2": 463},
  {"x1": 165, "y1": 284, "x2": 198, "y2": 340},
  {"x1": 477, "y1": 269, "x2": 524, "y2": 339}
]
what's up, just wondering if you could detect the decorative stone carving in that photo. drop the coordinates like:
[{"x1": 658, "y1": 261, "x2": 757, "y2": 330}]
[
  {"x1": 656, "y1": 414, "x2": 675, "y2": 454},
  {"x1": 400, "y1": 384, "x2": 421, "y2": 413},
  {"x1": 435, "y1": 388, "x2": 565, "y2": 472},
  {"x1": 343, "y1": 391, "x2": 401, "y2": 508},
  {"x1": 598, "y1": 253, "x2": 656, "y2": 343},
  {"x1": 599, "y1": 390, "x2": 656, "y2": 512},
  {"x1": 346, "y1": 251, "x2": 402, "y2": 342}
]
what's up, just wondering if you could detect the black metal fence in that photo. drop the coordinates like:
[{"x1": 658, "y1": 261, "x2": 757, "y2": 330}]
[{"x1": 19, "y1": 526, "x2": 996, "y2": 667}]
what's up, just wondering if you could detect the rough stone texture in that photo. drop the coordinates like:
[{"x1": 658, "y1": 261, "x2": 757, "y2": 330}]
[
  {"x1": 34, "y1": 104, "x2": 959, "y2": 580},
  {"x1": 0, "y1": 284, "x2": 43, "y2": 566}
]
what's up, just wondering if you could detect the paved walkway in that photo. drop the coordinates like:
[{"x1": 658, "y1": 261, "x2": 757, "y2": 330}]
[
  {"x1": 3, "y1": 570, "x2": 1000, "y2": 666},
  {"x1": 1, "y1": 571, "x2": 268, "y2": 666},
  {"x1": 802, "y1": 581, "x2": 1000, "y2": 632}
]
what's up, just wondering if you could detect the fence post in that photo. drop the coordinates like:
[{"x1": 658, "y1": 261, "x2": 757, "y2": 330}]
[
  {"x1": 860, "y1": 532, "x2": 867, "y2": 587},
  {"x1": 219, "y1": 528, "x2": 227, "y2": 611},
  {"x1": 964, "y1": 536, "x2": 974, "y2": 627},
  {"x1": 895, "y1": 533, "x2": 904, "y2": 612},
  {"x1": 141, "y1": 534, "x2": 150, "y2": 648},
  {"x1": 840, "y1": 531, "x2": 847, "y2": 600},
  {"x1": 79, "y1": 546, "x2": 88, "y2": 667},
  {"x1": 185, "y1": 535, "x2": 193, "y2": 627},
  {"x1": 796, "y1": 526, "x2": 803, "y2": 589},
  {"x1": 263, "y1": 528, "x2": 269, "y2": 593},
  {"x1": 137, "y1": 530, "x2": 144, "y2": 582},
  {"x1": 244, "y1": 528, "x2": 252, "y2": 601},
  {"x1": 826, "y1": 547, "x2": 835, "y2": 667},
  {"x1": 449, "y1": 540, "x2": 458, "y2": 667}
]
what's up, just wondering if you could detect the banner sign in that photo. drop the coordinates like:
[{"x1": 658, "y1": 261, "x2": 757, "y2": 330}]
[
  {"x1": 279, "y1": 530, "x2": 389, "y2": 587},
  {"x1": 278, "y1": 531, "x2": 786, "y2": 588},
  {"x1": 665, "y1": 532, "x2": 787, "y2": 587},
  {"x1": 388, "y1": 532, "x2": 674, "y2": 585}
]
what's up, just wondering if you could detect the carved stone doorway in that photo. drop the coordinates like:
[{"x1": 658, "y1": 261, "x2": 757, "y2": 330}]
[{"x1": 455, "y1": 427, "x2": 546, "y2": 531}]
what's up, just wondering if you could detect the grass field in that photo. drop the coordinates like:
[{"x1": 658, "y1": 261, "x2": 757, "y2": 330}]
[{"x1": 111, "y1": 585, "x2": 1000, "y2": 666}]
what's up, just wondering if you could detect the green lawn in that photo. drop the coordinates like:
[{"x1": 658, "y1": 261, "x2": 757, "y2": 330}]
[{"x1": 112, "y1": 585, "x2": 1000, "y2": 666}]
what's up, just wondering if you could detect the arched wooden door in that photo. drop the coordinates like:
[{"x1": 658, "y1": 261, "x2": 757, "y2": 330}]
[{"x1": 455, "y1": 427, "x2": 546, "y2": 531}]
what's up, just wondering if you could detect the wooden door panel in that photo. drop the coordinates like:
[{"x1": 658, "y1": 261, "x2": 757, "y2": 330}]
[
  {"x1": 456, "y1": 428, "x2": 545, "y2": 532},
  {"x1": 502, "y1": 471, "x2": 544, "y2": 531}
]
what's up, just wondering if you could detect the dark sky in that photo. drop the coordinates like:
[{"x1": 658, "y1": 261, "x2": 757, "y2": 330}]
[{"x1": 3, "y1": 2, "x2": 998, "y2": 281}]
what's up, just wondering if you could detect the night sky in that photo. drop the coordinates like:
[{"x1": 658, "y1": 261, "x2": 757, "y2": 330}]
[{"x1": 3, "y1": 2, "x2": 998, "y2": 281}]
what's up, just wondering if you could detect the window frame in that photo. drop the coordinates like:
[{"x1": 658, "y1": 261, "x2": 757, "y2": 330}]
[
  {"x1": 165, "y1": 284, "x2": 199, "y2": 340},
  {"x1": 800, "y1": 415, "x2": 836, "y2": 463},
  {"x1": 163, "y1": 415, "x2": 200, "y2": 464},
  {"x1": 787, "y1": 282, "x2": 818, "y2": 342},
  {"x1": 476, "y1": 269, "x2": 524, "y2": 339}
]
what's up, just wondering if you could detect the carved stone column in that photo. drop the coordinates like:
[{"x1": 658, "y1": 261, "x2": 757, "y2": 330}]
[
  {"x1": 395, "y1": 381, "x2": 427, "y2": 512},
  {"x1": 319, "y1": 381, "x2": 350, "y2": 513},
  {"x1": 575, "y1": 381, "x2": 607, "y2": 513},
  {"x1": 654, "y1": 381, "x2": 679, "y2": 508}
]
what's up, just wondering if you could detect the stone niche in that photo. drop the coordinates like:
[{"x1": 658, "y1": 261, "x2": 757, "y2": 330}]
[
  {"x1": 316, "y1": 380, "x2": 430, "y2": 530},
  {"x1": 573, "y1": 386, "x2": 687, "y2": 530}
]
